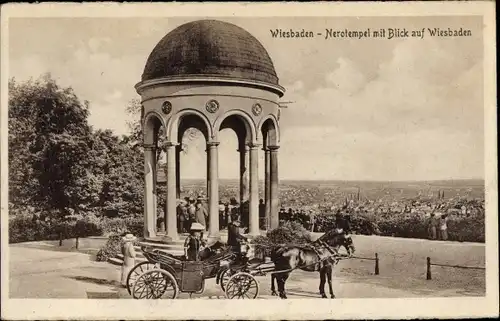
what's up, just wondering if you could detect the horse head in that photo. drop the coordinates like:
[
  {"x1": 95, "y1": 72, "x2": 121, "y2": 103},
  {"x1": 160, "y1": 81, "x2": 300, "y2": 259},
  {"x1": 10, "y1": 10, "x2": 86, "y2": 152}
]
[{"x1": 322, "y1": 228, "x2": 355, "y2": 255}]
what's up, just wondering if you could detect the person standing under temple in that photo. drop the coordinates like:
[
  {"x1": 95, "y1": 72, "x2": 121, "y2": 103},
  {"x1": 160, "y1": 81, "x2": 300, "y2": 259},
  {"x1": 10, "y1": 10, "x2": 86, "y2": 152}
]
[
  {"x1": 176, "y1": 200, "x2": 186, "y2": 234},
  {"x1": 219, "y1": 201, "x2": 226, "y2": 230},
  {"x1": 195, "y1": 200, "x2": 208, "y2": 236},
  {"x1": 187, "y1": 197, "x2": 196, "y2": 231},
  {"x1": 259, "y1": 199, "x2": 265, "y2": 229}
]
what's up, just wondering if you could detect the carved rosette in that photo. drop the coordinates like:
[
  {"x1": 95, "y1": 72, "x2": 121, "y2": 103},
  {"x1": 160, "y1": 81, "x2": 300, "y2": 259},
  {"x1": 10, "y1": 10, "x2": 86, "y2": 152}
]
[
  {"x1": 252, "y1": 103, "x2": 262, "y2": 116},
  {"x1": 205, "y1": 99, "x2": 220, "y2": 113},
  {"x1": 161, "y1": 101, "x2": 172, "y2": 114}
]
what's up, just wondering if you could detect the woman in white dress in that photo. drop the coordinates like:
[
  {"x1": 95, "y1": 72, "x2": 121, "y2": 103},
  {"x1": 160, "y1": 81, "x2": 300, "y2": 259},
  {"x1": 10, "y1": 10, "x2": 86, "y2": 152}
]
[{"x1": 120, "y1": 234, "x2": 137, "y2": 287}]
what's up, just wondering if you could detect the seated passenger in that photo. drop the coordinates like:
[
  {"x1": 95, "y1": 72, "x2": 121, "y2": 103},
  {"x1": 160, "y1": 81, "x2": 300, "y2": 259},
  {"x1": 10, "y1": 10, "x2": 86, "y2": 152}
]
[{"x1": 184, "y1": 222, "x2": 206, "y2": 261}]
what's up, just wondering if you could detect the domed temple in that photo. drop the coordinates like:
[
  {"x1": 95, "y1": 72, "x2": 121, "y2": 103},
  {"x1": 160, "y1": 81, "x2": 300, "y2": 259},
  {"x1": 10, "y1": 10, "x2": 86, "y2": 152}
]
[{"x1": 135, "y1": 19, "x2": 285, "y2": 241}]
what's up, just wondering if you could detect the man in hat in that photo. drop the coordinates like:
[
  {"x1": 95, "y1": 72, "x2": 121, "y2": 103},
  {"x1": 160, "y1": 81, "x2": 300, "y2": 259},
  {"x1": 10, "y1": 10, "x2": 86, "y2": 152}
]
[
  {"x1": 227, "y1": 213, "x2": 248, "y2": 259},
  {"x1": 184, "y1": 223, "x2": 206, "y2": 261},
  {"x1": 335, "y1": 211, "x2": 349, "y2": 232},
  {"x1": 120, "y1": 233, "x2": 137, "y2": 286},
  {"x1": 195, "y1": 200, "x2": 208, "y2": 234}
]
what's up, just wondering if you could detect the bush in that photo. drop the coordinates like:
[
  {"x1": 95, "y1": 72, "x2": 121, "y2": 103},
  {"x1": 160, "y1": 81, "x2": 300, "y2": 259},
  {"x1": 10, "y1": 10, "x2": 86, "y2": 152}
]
[
  {"x1": 308, "y1": 210, "x2": 484, "y2": 243},
  {"x1": 9, "y1": 209, "x2": 103, "y2": 244},
  {"x1": 66, "y1": 213, "x2": 103, "y2": 238},
  {"x1": 123, "y1": 216, "x2": 144, "y2": 237},
  {"x1": 99, "y1": 216, "x2": 144, "y2": 237},
  {"x1": 374, "y1": 212, "x2": 485, "y2": 242},
  {"x1": 376, "y1": 214, "x2": 428, "y2": 239},
  {"x1": 96, "y1": 234, "x2": 124, "y2": 262},
  {"x1": 350, "y1": 213, "x2": 380, "y2": 235},
  {"x1": 253, "y1": 221, "x2": 312, "y2": 258},
  {"x1": 447, "y1": 213, "x2": 485, "y2": 242},
  {"x1": 9, "y1": 214, "x2": 46, "y2": 243},
  {"x1": 313, "y1": 213, "x2": 380, "y2": 235}
]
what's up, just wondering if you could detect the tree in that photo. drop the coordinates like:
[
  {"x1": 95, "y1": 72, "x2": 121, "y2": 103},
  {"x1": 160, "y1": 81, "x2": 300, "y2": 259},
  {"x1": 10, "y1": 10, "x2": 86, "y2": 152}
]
[
  {"x1": 95, "y1": 129, "x2": 144, "y2": 217},
  {"x1": 8, "y1": 78, "x2": 43, "y2": 207},
  {"x1": 16, "y1": 74, "x2": 98, "y2": 219}
]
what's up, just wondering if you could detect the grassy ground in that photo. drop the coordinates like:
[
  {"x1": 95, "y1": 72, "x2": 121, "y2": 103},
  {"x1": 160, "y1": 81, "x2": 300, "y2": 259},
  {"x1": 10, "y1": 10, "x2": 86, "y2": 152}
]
[
  {"x1": 331, "y1": 235, "x2": 485, "y2": 297},
  {"x1": 8, "y1": 234, "x2": 484, "y2": 299}
]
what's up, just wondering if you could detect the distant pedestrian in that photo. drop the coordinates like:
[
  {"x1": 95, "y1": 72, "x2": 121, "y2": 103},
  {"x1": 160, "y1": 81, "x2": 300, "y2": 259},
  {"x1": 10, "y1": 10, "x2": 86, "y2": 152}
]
[
  {"x1": 120, "y1": 234, "x2": 137, "y2": 287},
  {"x1": 439, "y1": 214, "x2": 449, "y2": 241},
  {"x1": 428, "y1": 213, "x2": 438, "y2": 240}
]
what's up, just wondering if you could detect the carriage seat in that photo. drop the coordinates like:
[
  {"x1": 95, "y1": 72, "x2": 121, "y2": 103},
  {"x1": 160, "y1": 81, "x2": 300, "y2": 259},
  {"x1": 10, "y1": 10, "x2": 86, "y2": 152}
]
[{"x1": 152, "y1": 249, "x2": 185, "y2": 261}]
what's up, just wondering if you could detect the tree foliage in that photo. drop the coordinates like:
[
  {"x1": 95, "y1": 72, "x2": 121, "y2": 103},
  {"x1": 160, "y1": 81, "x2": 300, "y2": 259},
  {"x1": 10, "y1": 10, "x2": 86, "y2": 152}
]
[
  {"x1": 17, "y1": 74, "x2": 96, "y2": 217},
  {"x1": 9, "y1": 75, "x2": 144, "y2": 222},
  {"x1": 8, "y1": 74, "x2": 208, "y2": 244}
]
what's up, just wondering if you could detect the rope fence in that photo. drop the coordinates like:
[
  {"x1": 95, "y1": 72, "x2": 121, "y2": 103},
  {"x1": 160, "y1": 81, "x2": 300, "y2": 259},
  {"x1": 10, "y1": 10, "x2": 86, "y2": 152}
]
[
  {"x1": 426, "y1": 257, "x2": 485, "y2": 280},
  {"x1": 347, "y1": 253, "x2": 380, "y2": 275},
  {"x1": 253, "y1": 246, "x2": 485, "y2": 281}
]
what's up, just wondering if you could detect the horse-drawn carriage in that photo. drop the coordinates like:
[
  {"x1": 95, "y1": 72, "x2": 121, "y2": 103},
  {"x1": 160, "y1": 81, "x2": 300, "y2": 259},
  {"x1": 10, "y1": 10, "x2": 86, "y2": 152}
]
[
  {"x1": 127, "y1": 228, "x2": 355, "y2": 300},
  {"x1": 127, "y1": 244, "x2": 240, "y2": 299},
  {"x1": 219, "y1": 229, "x2": 355, "y2": 299}
]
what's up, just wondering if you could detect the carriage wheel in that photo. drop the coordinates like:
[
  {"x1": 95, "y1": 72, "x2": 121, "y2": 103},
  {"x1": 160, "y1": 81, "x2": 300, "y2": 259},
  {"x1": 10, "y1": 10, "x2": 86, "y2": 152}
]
[
  {"x1": 219, "y1": 268, "x2": 234, "y2": 291},
  {"x1": 224, "y1": 272, "x2": 259, "y2": 299},
  {"x1": 126, "y1": 261, "x2": 158, "y2": 295},
  {"x1": 132, "y1": 269, "x2": 178, "y2": 299}
]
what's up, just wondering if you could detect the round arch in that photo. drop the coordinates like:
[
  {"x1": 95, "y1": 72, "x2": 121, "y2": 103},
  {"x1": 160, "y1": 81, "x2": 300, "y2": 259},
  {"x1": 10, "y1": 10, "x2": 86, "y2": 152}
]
[
  {"x1": 167, "y1": 109, "x2": 214, "y2": 144},
  {"x1": 258, "y1": 114, "x2": 280, "y2": 146},
  {"x1": 214, "y1": 109, "x2": 257, "y2": 144},
  {"x1": 143, "y1": 111, "x2": 167, "y2": 145}
]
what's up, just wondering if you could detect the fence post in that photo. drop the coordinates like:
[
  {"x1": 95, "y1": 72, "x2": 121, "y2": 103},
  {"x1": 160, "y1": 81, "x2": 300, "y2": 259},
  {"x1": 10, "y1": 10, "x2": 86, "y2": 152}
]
[
  {"x1": 374, "y1": 253, "x2": 380, "y2": 275},
  {"x1": 426, "y1": 257, "x2": 432, "y2": 280}
]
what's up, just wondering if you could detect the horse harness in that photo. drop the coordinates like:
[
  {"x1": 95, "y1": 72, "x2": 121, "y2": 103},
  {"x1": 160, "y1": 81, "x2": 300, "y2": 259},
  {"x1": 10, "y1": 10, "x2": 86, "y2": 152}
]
[{"x1": 308, "y1": 239, "x2": 342, "y2": 271}]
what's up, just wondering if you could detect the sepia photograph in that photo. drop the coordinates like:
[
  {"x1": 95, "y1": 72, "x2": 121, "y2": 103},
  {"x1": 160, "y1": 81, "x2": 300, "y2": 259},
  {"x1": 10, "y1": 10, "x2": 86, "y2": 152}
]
[{"x1": 1, "y1": 2, "x2": 497, "y2": 320}]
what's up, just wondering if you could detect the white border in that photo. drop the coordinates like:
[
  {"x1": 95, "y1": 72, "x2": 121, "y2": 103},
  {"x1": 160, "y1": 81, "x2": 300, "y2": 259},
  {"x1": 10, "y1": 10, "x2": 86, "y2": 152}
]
[{"x1": 1, "y1": 2, "x2": 498, "y2": 320}]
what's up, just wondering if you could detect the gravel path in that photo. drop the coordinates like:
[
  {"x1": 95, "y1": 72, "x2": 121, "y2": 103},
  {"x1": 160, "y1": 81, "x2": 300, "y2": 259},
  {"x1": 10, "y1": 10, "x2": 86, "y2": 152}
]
[{"x1": 8, "y1": 235, "x2": 485, "y2": 299}]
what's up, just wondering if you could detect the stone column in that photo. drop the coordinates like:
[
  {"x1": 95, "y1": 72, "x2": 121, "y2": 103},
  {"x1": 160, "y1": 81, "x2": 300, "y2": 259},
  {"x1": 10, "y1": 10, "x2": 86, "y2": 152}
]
[
  {"x1": 238, "y1": 145, "x2": 249, "y2": 206},
  {"x1": 175, "y1": 145, "x2": 181, "y2": 199},
  {"x1": 143, "y1": 145, "x2": 156, "y2": 238},
  {"x1": 165, "y1": 142, "x2": 178, "y2": 241},
  {"x1": 269, "y1": 145, "x2": 280, "y2": 230},
  {"x1": 207, "y1": 142, "x2": 220, "y2": 239},
  {"x1": 248, "y1": 143, "x2": 260, "y2": 236},
  {"x1": 152, "y1": 147, "x2": 158, "y2": 234},
  {"x1": 264, "y1": 147, "x2": 271, "y2": 231}
]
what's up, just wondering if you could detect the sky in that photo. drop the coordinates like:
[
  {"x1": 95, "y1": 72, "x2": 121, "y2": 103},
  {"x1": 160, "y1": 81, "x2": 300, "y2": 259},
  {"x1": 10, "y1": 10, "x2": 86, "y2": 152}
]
[{"x1": 8, "y1": 16, "x2": 484, "y2": 181}]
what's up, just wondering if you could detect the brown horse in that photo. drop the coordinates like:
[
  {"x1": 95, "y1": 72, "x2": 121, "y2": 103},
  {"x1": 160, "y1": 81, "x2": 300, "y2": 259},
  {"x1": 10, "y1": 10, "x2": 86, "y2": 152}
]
[{"x1": 270, "y1": 229, "x2": 355, "y2": 299}]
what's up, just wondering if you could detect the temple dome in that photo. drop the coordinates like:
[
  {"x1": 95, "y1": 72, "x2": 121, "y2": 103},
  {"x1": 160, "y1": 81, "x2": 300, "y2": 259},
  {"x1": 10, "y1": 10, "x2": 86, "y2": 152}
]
[{"x1": 141, "y1": 20, "x2": 280, "y2": 86}]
